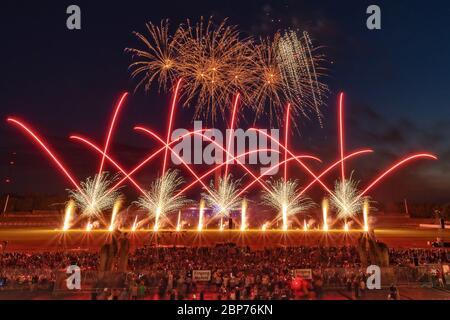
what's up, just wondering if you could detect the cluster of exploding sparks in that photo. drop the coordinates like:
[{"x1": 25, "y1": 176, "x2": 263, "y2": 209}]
[
  {"x1": 330, "y1": 174, "x2": 367, "y2": 221},
  {"x1": 261, "y1": 179, "x2": 315, "y2": 231},
  {"x1": 202, "y1": 174, "x2": 243, "y2": 220},
  {"x1": 67, "y1": 172, "x2": 121, "y2": 219},
  {"x1": 126, "y1": 17, "x2": 327, "y2": 126},
  {"x1": 134, "y1": 169, "x2": 190, "y2": 231},
  {"x1": 6, "y1": 86, "x2": 437, "y2": 233}
]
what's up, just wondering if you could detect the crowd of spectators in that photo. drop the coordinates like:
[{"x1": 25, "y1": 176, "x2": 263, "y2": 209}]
[{"x1": 0, "y1": 245, "x2": 448, "y2": 300}]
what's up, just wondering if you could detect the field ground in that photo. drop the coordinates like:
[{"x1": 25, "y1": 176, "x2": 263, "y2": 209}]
[{"x1": 0, "y1": 228, "x2": 449, "y2": 251}]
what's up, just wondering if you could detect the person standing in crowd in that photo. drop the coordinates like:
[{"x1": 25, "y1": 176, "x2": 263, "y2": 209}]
[
  {"x1": 352, "y1": 278, "x2": 360, "y2": 299},
  {"x1": 388, "y1": 283, "x2": 399, "y2": 300},
  {"x1": 359, "y1": 277, "x2": 366, "y2": 298},
  {"x1": 119, "y1": 287, "x2": 129, "y2": 300},
  {"x1": 139, "y1": 281, "x2": 147, "y2": 299},
  {"x1": 130, "y1": 282, "x2": 138, "y2": 300}
]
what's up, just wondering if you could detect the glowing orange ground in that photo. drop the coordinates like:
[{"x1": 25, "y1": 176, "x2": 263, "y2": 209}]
[{"x1": 0, "y1": 228, "x2": 448, "y2": 252}]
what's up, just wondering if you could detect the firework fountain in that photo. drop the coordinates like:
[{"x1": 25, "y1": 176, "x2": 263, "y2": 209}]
[
  {"x1": 197, "y1": 200, "x2": 205, "y2": 232},
  {"x1": 330, "y1": 175, "x2": 366, "y2": 221},
  {"x1": 202, "y1": 174, "x2": 242, "y2": 222},
  {"x1": 85, "y1": 221, "x2": 93, "y2": 232},
  {"x1": 322, "y1": 198, "x2": 329, "y2": 232},
  {"x1": 363, "y1": 199, "x2": 370, "y2": 232},
  {"x1": 344, "y1": 221, "x2": 349, "y2": 232},
  {"x1": 131, "y1": 216, "x2": 138, "y2": 232},
  {"x1": 5, "y1": 19, "x2": 439, "y2": 235},
  {"x1": 261, "y1": 179, "x2": 315, "y2": 231},
  {"x1": 108, "y1": 198, "x2": 122, "y2": 232},
  {"x1": 62, "y1": 200, "x2": 75, "y2": 231},
  {"x1": 176, "y1": 211, "x2": 182, "y2": 232},
  {"x1": 135, "y1": 169, "x2": 190, "y2": 231},
  {"x1": 68, "y1": 172, "x2": 121, "y2": 219}
]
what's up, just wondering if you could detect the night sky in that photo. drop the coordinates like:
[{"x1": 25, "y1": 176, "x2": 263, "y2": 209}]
[{"x1": 1, "y1": 0, "x2": 450, "y2": 205}]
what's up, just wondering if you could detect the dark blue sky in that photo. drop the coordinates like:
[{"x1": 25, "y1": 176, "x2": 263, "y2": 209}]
[{"x1": 1, "y1": 0, "x2": 449, "y2": 204}]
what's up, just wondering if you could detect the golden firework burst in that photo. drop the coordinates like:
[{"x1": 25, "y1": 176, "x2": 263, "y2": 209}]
[
  {"x1": 276, "y1": 30, "x2": 328, "y2": 126},
  {"x1": 176, "y1": 17, "x2": 257, "y2": 122},
  {"x1": 126, "y1": 19, "x2": 183, "y2": 92},
  {"x1": 126, "y1": 18, "x2": 328, "y2": 127}
]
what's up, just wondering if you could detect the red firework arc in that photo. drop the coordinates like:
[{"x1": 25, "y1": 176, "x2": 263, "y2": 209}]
[{"x1": 6, "y1": 82, "x2": 437, "y2": 217}]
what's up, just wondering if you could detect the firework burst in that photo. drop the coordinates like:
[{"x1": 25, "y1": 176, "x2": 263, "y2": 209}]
[
  {"x1": 251, "y1": 31, "x2": 328, "y2": 127},
  {"x1": 261, "y1": 178, "x2": 315, "y2": 229},
  {"x1": 176, "y1": 17, "x2": 256, "y2": 121},
  {"x1": 202, "y1": 174, "x2": 243, "y2": 218},
  {"x1": 68, "y1": 172, "x2": 121, "y2": 218},
  {"x1": 330, "y1": 173, "x2": 368, "y2": 220},
  {"x1": 127, "y1": 17, "x2": 256, "y2": 122},
  {"x1": 275, "y1": 30, "x2": 327, "y2": 126},
  {"x1": 135, "y1": 169, "x2": 190, "y2": 228},
  {"x1": 127, "y1": 18, "x2": 327, "y2": 126},
  {"x1": 126, "y1": 19, "x2": 183, "y2": 92},
  {"x1": 251, "y1": 35, "x2": 285, "y2": 122}
]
